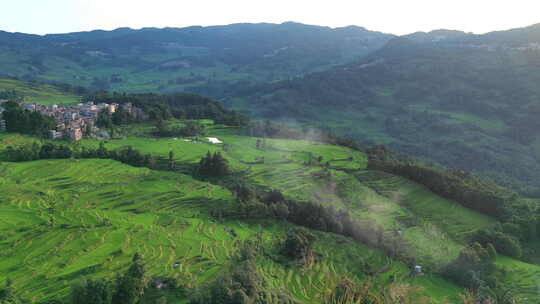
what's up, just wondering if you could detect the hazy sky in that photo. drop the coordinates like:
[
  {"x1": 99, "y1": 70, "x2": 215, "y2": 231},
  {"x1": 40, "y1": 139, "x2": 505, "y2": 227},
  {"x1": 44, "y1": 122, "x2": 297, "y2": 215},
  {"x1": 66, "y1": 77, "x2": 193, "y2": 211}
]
[{"x1": 1, "y1": 0, "x2": 539, "y2": 35}]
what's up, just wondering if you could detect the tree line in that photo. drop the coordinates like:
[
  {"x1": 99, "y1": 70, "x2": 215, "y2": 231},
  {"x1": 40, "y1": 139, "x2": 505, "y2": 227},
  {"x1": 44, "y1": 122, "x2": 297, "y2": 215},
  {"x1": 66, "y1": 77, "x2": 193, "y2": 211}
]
[
  {"x1": 0, "y1": 90, "x2": 21, "y2": 101},
  {"x1": 366, "y1": 145, "x2": 535, "y2": 260},
  {"x1": 367, "y1": 145, "x2": 514, "y2": 218},
  {"x1": 85, "y1": 92, "x2": 249, "y2": 127},
  {"x1": 69, "y1": 253, "x2": 160, "y2": 304},
  {"x1": 4, "y1": 141, "x2": 156, "y2": 169},
  {"x1": 153, "y1": 120, "x2": 206, "y2": 138},
  {"x1": 197, "y1": 151, "x2": 231, "y2": 177},
  {"x1": 96, "y1": 104, "x2": 144, "y2": 129},
  {"x1": 212, "y1": 184, "x2": 412, "y2": 266}
]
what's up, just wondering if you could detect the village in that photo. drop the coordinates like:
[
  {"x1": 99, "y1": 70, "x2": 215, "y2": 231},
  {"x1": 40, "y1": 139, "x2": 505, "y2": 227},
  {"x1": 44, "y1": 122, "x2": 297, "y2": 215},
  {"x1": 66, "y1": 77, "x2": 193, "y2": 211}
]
[{"x1": 0, "y1": 99, "x2": 143, "y2": 141}]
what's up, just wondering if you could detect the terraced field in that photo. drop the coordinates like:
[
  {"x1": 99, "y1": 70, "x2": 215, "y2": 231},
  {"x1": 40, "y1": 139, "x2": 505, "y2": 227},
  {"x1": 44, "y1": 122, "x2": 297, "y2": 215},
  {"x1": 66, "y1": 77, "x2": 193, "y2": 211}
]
[
  {"x1": 0, "y1": 159, "x2": 239, "y2": 301},
  {"x1": 0, "y1": 78, "x2": 80, "y2": 105},
  {"x1": 4, "y1": 125, "x2": 540, "y2": 302},
  {"x1": 0, "y1": 159, "x2": 462, "y2": 303},
  {"x1": 496, "y1": 256, "x2": 540, "y2": 302}
]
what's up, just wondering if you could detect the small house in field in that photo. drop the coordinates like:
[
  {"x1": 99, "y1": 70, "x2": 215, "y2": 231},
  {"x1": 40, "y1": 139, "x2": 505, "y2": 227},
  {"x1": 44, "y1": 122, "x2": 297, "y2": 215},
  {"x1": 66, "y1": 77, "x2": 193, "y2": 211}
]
[{"x1": 207, "y1": 137, "x2": 222, "y2": 144}]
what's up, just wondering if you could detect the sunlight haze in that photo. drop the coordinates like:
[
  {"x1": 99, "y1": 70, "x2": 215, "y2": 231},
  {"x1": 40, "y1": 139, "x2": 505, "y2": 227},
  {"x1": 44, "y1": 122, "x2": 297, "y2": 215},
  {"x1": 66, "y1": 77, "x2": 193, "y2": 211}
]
[{"x1": 1, "y1": 0, "x2": 539, "y2": 35}]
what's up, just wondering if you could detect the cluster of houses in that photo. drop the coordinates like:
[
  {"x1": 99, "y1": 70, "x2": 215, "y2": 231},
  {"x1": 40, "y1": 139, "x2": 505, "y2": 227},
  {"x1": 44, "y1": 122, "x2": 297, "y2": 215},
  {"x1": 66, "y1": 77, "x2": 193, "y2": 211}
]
[
  {"x1": 2, "y1": 99, "x2": 149, "y2": 141},
  {"x1": 0, "y1": 100, "x2": 143, "y2": 141},
  {"x1": 31, "y1": 101, "x2": 121, "y2": 141},
  {"x1": 31, "y1": 101, "x2": 135, "y2": 141}
]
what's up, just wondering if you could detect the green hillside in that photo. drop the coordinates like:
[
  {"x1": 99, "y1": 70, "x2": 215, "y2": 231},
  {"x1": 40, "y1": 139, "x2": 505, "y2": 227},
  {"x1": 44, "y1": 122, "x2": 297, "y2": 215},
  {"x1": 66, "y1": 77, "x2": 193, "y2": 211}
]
[
  {"x1": 0, "y1": 143, "x2": 463, "y2": 303},
  {"x1": 0, "y1": 23, "x2": 391, "y2": 94},
  {"x1": 2, "y1": 114, "x2": 539, "y2": 302},
  {"x1": 228, "y1": 24, "x2": 540, "y2": 196},
  {"x1": 0, "y1": 78, "x2": 80, "y2": 104},
  {"x1": 1, "y1": 82, "x2": 539, "y2": 303}
]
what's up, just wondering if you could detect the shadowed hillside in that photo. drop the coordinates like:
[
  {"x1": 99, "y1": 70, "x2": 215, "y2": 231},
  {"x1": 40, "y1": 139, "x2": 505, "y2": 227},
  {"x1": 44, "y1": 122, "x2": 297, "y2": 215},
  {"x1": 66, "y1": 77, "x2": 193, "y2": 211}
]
[{"x1": 229, "y1": 23, "x2": 540, "y2": 195}]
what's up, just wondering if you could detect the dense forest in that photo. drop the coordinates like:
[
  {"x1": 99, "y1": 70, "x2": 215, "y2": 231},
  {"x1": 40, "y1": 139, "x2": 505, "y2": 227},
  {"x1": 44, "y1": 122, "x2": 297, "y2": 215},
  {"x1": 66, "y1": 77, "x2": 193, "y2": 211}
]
[
  {"x1": 86, "y1": 92, "x2": 249, "y2": 127},
  {"x1": 228, "y1": 24, "x2": 540, "y2": 196}
]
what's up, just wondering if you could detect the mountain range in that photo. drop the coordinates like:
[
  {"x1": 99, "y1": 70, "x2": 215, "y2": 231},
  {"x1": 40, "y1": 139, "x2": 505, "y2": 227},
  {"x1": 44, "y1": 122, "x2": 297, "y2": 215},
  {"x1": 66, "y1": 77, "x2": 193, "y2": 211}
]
[{"x1": 0, "y1": 22, "x2": 392, "y2": 93}]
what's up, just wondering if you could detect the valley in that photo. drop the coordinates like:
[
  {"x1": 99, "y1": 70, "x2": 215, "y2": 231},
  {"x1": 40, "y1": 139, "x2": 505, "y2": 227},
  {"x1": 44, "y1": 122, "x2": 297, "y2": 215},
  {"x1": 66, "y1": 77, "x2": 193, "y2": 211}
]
[{"x1": 2, "y1": 18, "x2": 540, "y2": 304}]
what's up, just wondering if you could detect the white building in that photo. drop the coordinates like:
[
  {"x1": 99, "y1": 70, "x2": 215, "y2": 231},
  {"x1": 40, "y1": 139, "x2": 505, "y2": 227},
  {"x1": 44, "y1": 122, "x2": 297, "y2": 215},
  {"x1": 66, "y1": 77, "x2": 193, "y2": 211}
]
[
  {"x1": 49, "y1": 130, "x2": 63, "y2": 139},
  {"x1": 207, "y1": 137, "x2": 223, "y2": 144}
]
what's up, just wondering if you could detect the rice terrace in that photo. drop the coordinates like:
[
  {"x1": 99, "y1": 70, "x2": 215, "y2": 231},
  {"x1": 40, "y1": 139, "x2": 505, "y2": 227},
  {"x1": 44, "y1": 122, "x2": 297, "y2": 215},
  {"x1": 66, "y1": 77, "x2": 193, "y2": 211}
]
[{"x1": 2, "y1": 5, "x2": 540, "y2": 304}]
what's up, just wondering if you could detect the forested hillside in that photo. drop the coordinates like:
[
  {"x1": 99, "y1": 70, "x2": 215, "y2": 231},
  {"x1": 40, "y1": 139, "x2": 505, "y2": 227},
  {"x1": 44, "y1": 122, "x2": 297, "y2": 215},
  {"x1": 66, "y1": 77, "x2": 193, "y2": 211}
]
[
  {"x1": 229, "y1": 23, "x2": 540, "y2": 195},
  {"x1": 0, "y1": 22, "x2": 391, "y2": 94}
]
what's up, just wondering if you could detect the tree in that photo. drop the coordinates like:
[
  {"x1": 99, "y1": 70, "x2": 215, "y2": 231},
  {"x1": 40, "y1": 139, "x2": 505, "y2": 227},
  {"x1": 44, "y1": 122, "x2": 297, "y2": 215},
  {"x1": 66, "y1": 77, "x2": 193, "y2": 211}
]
[
  {"x1": 168, "y1": 150, "x2": 175, "y2": 170},
  {"x1": 188, "y1": 255, "x2": 270, "y2": 304},
  {"x1": 212, "y1": 152, "x2": 230, "y2": 176},
  {"x1": 97, "y1": 109, "x2": 112, "y2": 129},
  {"x1": 272, "y1": 202, "x2": 290, "y2": 220},
  {"x1": 179, "y1": 120, "x2": 205, "y2": 137},
  {"x1": 112, "y1": 105, "x2": 132, "y2": 125},
  {"x1": 234, "y1": 184, "x2": 257, "y2": 203},
  {"x1": 486, "y1": 243, "x2": 497, "y2": 262},
  {"x1": 97, "y1": 141, "x2": 108, "y2": 158},
  {"x1": 198, "y1": 152, "x2": 230, "y2": 177},
  {"x1": 198, "y1": 151, "x2": 213, "y2": 176},
  {"x1": 0, "y1": 278, "x2": 20, "y2": 304},
  {"x1": 112, "y1": 253, "x2": 148, "y2": 304},
  {"x1": 474, "y1": 228, "x2": 522, "y2": 258},
  {"x1": 154, "y1": 118, "x2": 168, "y2": 136},
  {"x1": 283, "y1": 228, "x2": 316, "y2": 262},
  {"x1": 71, "y1": 278, "x2": 112, "y2": 304}
]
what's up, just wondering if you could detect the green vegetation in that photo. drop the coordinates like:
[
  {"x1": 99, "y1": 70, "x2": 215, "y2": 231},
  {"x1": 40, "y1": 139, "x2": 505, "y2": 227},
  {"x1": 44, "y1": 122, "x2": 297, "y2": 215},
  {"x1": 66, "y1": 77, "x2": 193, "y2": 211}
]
[
  {"x1": 2, "y1": 101, "x2": 56, "y2": 138},
  {"x1": 1, "y1": 116, "x2": 538, "y2": 303},
  {"x1": 2, "y1": 72, "x2": 540, "y2": 302},
  {"x1": 0, "y1": 78, "x2": 80, "y2": 105},
  {"x1": 0, "y1": 157, "x2": 461, "y2": 303},
  {"x1": 0, "y1": 23, "x2": 391, "y2": 94},
  {"x1": 228, "y1": 24, "x2": 540, "y2": 197}
]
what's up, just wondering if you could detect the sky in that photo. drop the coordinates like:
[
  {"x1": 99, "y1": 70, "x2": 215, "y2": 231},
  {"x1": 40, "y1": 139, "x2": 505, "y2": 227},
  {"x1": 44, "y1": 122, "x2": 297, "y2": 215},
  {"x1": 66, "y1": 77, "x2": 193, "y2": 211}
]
[{"x1": 1, "y1": 0, "x2": 540, "y2": 36}]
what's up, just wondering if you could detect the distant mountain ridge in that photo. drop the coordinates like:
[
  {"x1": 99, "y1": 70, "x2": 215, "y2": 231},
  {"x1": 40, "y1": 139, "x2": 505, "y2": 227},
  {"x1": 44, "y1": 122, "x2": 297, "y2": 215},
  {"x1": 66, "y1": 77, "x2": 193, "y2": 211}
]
[{"x1": 0, "y1": 22, "x2": 393, "y2": 94}]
